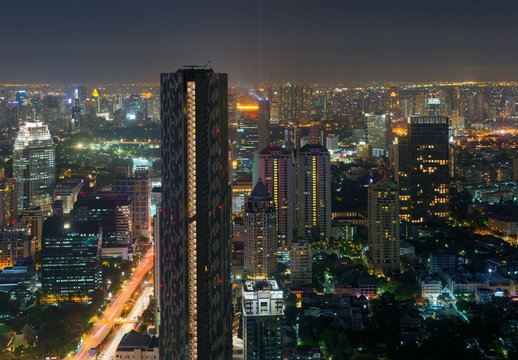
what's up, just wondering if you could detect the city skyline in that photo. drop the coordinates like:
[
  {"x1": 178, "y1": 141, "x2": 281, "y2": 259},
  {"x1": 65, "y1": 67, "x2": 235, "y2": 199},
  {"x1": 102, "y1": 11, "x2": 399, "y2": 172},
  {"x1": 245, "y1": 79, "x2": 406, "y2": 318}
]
[{"x1": 3, "y1": 1, "x2": 518, "y2": 84}]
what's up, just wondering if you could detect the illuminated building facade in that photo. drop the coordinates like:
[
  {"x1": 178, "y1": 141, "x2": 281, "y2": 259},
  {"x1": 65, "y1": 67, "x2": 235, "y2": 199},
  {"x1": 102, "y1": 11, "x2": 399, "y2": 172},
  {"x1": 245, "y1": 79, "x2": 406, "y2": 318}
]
[
  {"x1": 41, "y1": 217, "x2": 102, "y2": 295},
  {"x1": 395, "y1": 116, "x2": 449, "y2": 223},
  {"x1": 114, "y1": 168, "x2": 150, "y2": 244},
  {"x1": 366, "y1": 178, "x2": 400, "y2": 275},
  {"x1": 0, "y1": 224, "x2": 30, "y2": 270},
  {"x1": 259, "y1": 146, "x2": 294, "y2": 259},
  {"x1": 236, "y1": 103, "x2": 259, "y2": 180},
  {"x1": 258, "y1": 99, "x2": 270, "y2": 151},
  {"x1": 53, "y1": 179, "x2": 83, "y2": 215},
  {"x1": 244, "y1": 180, "x2": 277, "y2": 279},
  {"x1": 73, "y1": 192, "x2": 132, "y2": 255},
  {"x1": 160, "y1": 68, "x2": 232, "y2": 360},
  {"x1": 242, "y1": 280, "x2": 284, "y2": 360},
  {"x1": 0, "y1": 179, "x2": 18, "y2": 227},
  {"x1": 13, "y1": 122, "x2": 55, "y2": 213},
  {"x1": 366, "y1": 113, "x2": 389, "y2": 157},
  {"x1": 19, "y1": 206, "x2": 44, "y2": 255},
  {"x1": 297, "y1": 143, "x2": 331, "y2": 242}
]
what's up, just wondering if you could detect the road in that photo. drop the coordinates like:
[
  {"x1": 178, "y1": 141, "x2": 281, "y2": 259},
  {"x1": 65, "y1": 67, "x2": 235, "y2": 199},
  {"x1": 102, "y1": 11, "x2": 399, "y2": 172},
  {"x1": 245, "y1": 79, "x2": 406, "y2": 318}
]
[
  {"x1": 103, "y1": 286, "x2": 154, "y2": 360},
  {"x1": 73, "y1": 248, "x2": 154, "y2": 360}
]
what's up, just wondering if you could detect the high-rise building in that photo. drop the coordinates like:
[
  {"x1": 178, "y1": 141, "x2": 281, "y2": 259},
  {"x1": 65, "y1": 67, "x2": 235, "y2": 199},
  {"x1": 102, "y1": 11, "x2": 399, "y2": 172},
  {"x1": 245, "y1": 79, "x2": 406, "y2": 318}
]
[
  {"x1": 232, "y1": 217, "x2": 245, "y2": 267},
  {"x1": 41, "y1": 217, "x2": 102, "y2": 296},
  {"x1": 0, "y1": 178, "x2": 18, "y2": 227},
  {"x1": 259, "y1": 146, "x2": 294, "y2": 260},
  {"x1": 395, "y1": 116, "x2": 449, "y2": 224},
  {"x1": 242, "y1": 279, "x2": 284, "y2": 360},
  {"x1": 0, "y1": 224, "x2": 30, "y2": 270},
  {"x1": 258, "y1": 99, "x2": 270, "y2": 151},
  {"x1": 53, "y1": 179, "x2": 83, "y2": 215},
  {"x1": 284, "y1": 123, "x2": 298, "y2": 151},
  {"x1": 290, "y1": 239, "x2": 312, "y2": 285},
  {"x1": 325, "y1": 133, "x2": 339, "y2": 152},
  {"x1": 366, "y1": 178, "x2": 400, "y2": 275},
  {"x1": 160, "y1": 68, "x2": 232, "y2": 360},
  {"x1": 244, "y1": 180, "x2": 277, "y2": 279},
  {"x1": 297, "y1": 143, "x2": 331, "y2": 242},
  {"x1": 366, "y1": 113, "x2": 389, "y2": 157},
  {"x1": 19, "y1": 206, "x2": 44, "y2": 255},
  {"x1": 13, "y1": 122, "x2": 55, "y2": 213},
  {"x1": 114, "y1": 168, "x2": 150, "y2": 244},
  {"x1": 73, "y1": 192, "x2": 132, "y2": 257},
  {"x1": 236, "y1": 102, "x2": 259, "y2": 180}
]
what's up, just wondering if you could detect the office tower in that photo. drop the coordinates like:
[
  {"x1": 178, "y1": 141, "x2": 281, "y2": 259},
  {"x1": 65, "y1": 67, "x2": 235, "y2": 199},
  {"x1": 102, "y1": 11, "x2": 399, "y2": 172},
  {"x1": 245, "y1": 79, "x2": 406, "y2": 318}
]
[
  {"x1": 126, "y1": 94, "x2": 142, "y2": 122},
  {"x1": 160, "y1": 68, "x2": 231, "y2": 360},
  {"x1": 270, "y1": 101, "x2": 280, "y2": 125},
  {"x1": 325, "y1": 133, "x2": 339, "y2": 152},
  {"x1": 427, "y1": 98, "x2": 441, "y2": 116},
  {"x1": 53, "y1": 179, "x2": 83, "y2": 215},
  {"x1": 290, "y1": 239, "x2": 312, "y2": 285},
  {"x1": 366, "y1": 113, "x2": 389, "y2": 157},
  {"x1": 19, "y1": 207, "x2": 44, "y2": 256},
  {"x1": 236, "y1": 102, "x2": 259, "y2": 180},
  {"x1": 366, "y1": 178, "x2": 400, "y2": 275},
  {"x1": 242, "y1": 280, "x2": 284, "y2": 360},
  {"x1": 13, "y1": 122, "x2": 55, "y2": 213},
  {"x1": 395, "y1": 116, "x2": 449, "y2": 224},
  {"x1": 41, "y1": 217, "x2": 102, "y2": 296},
  {"x1": 307, "y1": 126, "x2": 323, "y2": 146},
  {"x1": 244, "y1": 180, "x2": 277, "y2": 279},
  {"x1": 258, "y1": 99, "x2": 270, "y2": 151},
  {"x1": 73, "y1": 192, "x2": 132, "y2": 257},
  {"x1": 0, "y1": 224, "x2": 30, "y2": 270},
  {"x1": 297, "y1": 143, "x2": 331, "y2": 242},
  {"x1": 0, "y1": 178, "x2": 18, "y2": 227},
  {"x1": 232, "y1": 217, "x2": 245, "y2": 267},
  {"x1": 114, "y1": 168, "x2": 150, "y2": 243},
  {"x1": 271, "y1": 82, "x2": 312, "y2": 125},
  {"x1": 284, "y1": 123, "x2": 298, "y2": 151},
  {"x1": 259, "y1": 146, "x2": 294, "y2": 261},
  {"x1": 113, "y1": 94, "x2": 123, "y2": 112}
]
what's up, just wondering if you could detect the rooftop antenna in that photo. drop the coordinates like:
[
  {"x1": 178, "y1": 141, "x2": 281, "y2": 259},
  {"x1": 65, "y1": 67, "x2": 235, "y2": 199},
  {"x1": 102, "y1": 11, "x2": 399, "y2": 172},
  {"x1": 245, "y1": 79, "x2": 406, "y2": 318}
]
[{"x1": 183, "y1": 61, "x2": 212, "y2": 70}]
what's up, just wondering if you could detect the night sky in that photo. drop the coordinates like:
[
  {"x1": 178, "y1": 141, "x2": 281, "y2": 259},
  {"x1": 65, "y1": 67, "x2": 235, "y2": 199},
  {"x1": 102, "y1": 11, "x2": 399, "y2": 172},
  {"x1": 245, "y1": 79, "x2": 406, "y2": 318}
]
[{"x1": 2, "y1": 0, "x2": 518, "y2": 84}]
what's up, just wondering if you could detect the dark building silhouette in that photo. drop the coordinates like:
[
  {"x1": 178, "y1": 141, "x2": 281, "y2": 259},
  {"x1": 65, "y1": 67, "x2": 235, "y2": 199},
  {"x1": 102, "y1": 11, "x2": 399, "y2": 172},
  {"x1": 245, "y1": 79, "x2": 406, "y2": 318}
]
[{"x1": 159, "y1": 68, "x2": 231, "y2": 360}]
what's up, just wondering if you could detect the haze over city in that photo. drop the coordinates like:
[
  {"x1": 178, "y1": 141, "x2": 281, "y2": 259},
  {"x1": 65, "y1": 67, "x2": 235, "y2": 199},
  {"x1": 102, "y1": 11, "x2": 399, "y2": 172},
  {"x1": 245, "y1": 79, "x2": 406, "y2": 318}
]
[{"x1": 2, "y1": 0, "x2": 518, "y2": 83}]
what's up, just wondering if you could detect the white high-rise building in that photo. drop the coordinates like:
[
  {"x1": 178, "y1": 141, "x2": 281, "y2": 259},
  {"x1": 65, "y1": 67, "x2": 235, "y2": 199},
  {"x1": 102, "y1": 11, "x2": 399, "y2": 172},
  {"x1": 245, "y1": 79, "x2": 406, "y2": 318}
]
[
  {"x1": 366, "y1": 113, "x2": 389, "y2": 157},
  {"x1": 244, "y1": 179, "x2": 277, "y2": 279},
  {"x1": 13, "y1": 122, "x2": 55, "y2": 213},
  {"x1": 242, "y1": 280, "x2": 284, "y2": 360}
]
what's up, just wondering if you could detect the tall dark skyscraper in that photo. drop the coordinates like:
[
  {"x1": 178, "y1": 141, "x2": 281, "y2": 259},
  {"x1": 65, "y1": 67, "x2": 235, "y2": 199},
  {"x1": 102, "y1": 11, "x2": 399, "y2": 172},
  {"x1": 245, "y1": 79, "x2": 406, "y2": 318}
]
[
  {"x1": 297, "y1": 143, "x2": 331, "y2": 242},
  {"x1": 395, "y1": 116, "x2": 450, "y2": 224},
  {"x1": 160, "y1": 68, "x2": 232, "y2": 360}
]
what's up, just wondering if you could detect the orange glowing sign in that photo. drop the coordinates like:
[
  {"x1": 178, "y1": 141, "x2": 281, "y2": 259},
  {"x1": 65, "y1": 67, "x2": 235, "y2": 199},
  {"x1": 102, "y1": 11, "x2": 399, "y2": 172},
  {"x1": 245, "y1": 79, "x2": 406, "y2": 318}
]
[{"x1": 236, "y1": 103, "x2": 258, "y2": 110}]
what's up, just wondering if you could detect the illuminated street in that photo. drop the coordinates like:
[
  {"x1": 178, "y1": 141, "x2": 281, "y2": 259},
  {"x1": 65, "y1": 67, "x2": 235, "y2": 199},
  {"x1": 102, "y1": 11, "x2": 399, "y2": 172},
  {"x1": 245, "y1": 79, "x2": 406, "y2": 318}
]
[
  {"x1": 103, "y1": 286, "x2": 154, "y2": 360},
  {"x1": 72, "y1": 248, "x2": 154, "y2": 360}
]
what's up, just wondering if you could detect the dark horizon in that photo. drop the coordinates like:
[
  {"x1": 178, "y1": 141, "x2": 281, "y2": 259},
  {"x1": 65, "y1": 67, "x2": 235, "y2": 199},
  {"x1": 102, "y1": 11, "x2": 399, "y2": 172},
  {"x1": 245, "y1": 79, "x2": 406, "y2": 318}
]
[{"x1": 2, "y1": 0, "x2": 518, "y2": 84}]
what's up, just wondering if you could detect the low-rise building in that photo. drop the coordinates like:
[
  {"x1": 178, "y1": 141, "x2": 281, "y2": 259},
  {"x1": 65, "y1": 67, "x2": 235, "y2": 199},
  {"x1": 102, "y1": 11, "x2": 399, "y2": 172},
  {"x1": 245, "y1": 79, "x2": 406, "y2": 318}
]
[
  {"x1": 114, "y1": 330, "x2": 158, "y2": 360},
  {"x1": 420, "y1": 276, "x2": 442, "y2": 303},
  {"x1": 430, "y1": 250, "x2": 455, "y2": 274}
]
